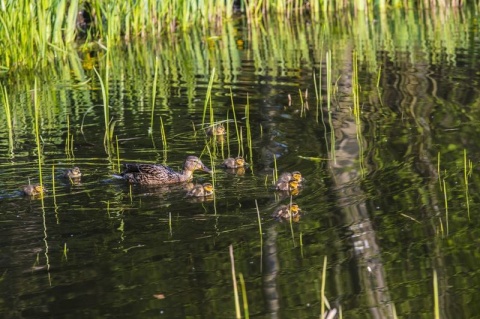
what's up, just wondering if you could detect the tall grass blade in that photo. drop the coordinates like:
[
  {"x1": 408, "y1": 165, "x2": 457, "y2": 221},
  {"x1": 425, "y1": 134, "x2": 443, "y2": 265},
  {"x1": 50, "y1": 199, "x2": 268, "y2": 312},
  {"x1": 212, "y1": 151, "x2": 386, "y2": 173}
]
[{"x1": 229, "y1": 245, "x2": 241, "y2": 319}]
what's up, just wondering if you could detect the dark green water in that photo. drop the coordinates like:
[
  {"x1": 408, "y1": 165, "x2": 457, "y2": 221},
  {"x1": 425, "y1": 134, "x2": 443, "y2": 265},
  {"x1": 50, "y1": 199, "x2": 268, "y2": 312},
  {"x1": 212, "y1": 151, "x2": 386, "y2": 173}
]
[{"x1": 2, "y1": 9, "x2": 480, "y2": 319}]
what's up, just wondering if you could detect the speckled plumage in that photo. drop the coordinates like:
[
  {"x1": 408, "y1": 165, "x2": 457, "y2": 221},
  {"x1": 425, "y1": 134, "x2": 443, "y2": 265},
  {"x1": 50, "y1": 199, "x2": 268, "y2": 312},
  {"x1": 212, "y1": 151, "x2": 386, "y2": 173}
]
[
  {"x1": 186, "y1": 183, "x2": 214, "y2": 197},
  {"x1": 275, "y1": 179, "x2": 299, "y2": 191},
  {"x1": 22, "y1": 184, "x2": 47, "y2": 196},
  {"x1": 119, "y1": 156, "x2": 211, "y2": 185},
  {"x1": 278, "y1": 171, "x2": 303, "y2": 184},
  {"x1": 206, "y1": 124, "x2": 226, "y2": 136},
  {"x1": 272, "y1": 203, "x2": 301, "y2": 220},
  {"x1": 221, "y1": 156, "x2": 246, "y2": 169},
  {"x1": 63, "y1": 167, "x2": 82, "y2": 179}
]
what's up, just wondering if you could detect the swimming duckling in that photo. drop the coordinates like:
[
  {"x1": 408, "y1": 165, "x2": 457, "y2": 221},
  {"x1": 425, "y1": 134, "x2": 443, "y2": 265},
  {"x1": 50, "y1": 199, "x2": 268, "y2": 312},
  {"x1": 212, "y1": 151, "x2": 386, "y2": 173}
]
[
  {"x1": 63, "y1": 167, "x2": 82, "y2": 179},
  {"x1": 118, "y1": 156, "x2": 211, "y2": 185},
  {"x1": 186, "y1": 183, "x2": 214, "y2": 197},
  {"x1": 221, "y1": 156, "x2": 246, "y2": 169},
  {"x1": 278, "y1": 171, "x2": 304, "y2": 184},
  {"x1": 206, "y1": 124, "x2": 226, "y2": 136},
  {"x1": 22, "y1": 184, "x2": 47, "y2": 196},
  {"x1": 272, "y1": 203, "x2": 301, "y2": 220},
  {"x1": 275, "y1": 179, "x2": 300, "y2": 191}
]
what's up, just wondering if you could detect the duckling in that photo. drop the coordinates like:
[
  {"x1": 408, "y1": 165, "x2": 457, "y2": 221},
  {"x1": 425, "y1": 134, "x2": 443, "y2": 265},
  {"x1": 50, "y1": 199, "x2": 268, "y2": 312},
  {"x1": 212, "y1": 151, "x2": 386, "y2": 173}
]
[
  {"x1": 221, "y1": 156, "x2": 246, "y2": 169},
  {"x1": 278, "y1": 171, "x2": 304, "y2": 184},
  {"x1": 186, "y1": 183, "x2": 214, "y2": 197},
  {"x1": 63, "y1": 167, "x2": 82, "y2": 179},
  {"x1": 22, "y1": 184, "x2": 47, "y2": 196},
  {"x1": 118, "y1": 156, "x2": 211, "y2": 185},
  {"x1": 206, "y1": 123, "x2": 226, "y2": 136},
  {"x1": 275, "y1": 179, "x2": 300, "y2": 191},
  {"x1": 272, "y1": 203, "x2": 301, "y2": 220}
]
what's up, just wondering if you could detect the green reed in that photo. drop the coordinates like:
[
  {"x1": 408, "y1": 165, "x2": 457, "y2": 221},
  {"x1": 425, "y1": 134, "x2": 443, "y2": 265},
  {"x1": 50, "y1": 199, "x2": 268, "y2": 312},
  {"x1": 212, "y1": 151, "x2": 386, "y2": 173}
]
[
  {"x1": 229, "y1": 88, "x2": 242, "y2": 156},
  {"x1": 245, "y1": 94, "x2": 253, "y2": 170},
  {"x1": 116, "y1": 136, "x2": 121, "y2": 173},
  {"x1": 63, "y1": 243, "x2": 68, "y2": 260},
  {"x1": 463, "y1": 149, "x2": 471, "y2": 220},
  {"x1": 326, "y1": 50, "x2": 335, "y2": 163},
  {"x1": 33, "y1": 79, "x2": 44, "y2": 191},
  {"x1": 150, "y1": 57, "x2": 160, "y2": 134},
  {"x1": 93, "y1": 66, "x2": 111, "y2": 150},
  {"x1": 229, "y1": 245, "x2": 241, "y2": 319},
  {"x1": 320, "y1": 256, "x2": 327, "y2": 318},
  {"x1": 202, "y1": 68, "x2": 216, "y2": 127},
  {"x1": 160, "y1": 116, "x2": 168, "y2": 160},
  {"x1": 1, "y1": 83, "x2": 13, "y2": 156},
  {"x1": 239, "y1": 273, "x2": 249, "y2": 319},
  {"x1": 443, "y1": 178, "x2": 448, "y2": 236}
]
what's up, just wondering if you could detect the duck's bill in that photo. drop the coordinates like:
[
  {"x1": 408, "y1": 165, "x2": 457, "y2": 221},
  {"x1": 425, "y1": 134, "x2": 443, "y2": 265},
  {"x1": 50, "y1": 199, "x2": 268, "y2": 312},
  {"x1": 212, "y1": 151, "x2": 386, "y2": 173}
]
[{"x1": 202, "y1": 165, "x2": 212, "y2": 173}]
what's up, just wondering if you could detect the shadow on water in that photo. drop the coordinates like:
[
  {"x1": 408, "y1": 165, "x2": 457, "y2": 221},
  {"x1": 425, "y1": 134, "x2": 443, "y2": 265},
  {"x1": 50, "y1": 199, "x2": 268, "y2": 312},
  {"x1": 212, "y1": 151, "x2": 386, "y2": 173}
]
[{"x1": 2, "y1": 8, "x2": 480, "y2": 319}]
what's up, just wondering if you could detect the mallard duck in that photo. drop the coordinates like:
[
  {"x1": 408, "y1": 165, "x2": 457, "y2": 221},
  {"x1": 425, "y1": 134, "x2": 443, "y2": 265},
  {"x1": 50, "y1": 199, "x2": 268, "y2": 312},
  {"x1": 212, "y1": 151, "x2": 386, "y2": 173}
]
[
  {"x1": 221, "y1": 156, "x2": 246, "y2": 169},
  {"x1": 186, "y1": 183, "x2": 214, "y2": 197},
  {"x1": 63, "y1": 167, "x2": 82, "y2": 179},
  {"x1": 278, "y1": 171, "x2": 304, "y2": 184},
  {"x1": 118, "y1": 156, "x2": 211, "y2": 185},
  {"x1": 275, "y1": 179, "x2": 299, "y2": 191},
  {"x1": 206, "y1": 123, "x2": 226, "y2": 136},
  {"x1": 272, "y1": 203, "x2": 301, "y2": 220},
  {"x1": 22, "y1": 184, "x2": 47, "y2": 196}
]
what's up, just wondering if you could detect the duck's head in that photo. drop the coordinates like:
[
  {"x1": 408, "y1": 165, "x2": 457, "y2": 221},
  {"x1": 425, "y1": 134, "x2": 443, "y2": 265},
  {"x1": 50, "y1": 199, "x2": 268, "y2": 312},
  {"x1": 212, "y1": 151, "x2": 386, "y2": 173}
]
[
  {"x1": 184, "y1": 156, "x2": 212, "y2": 173},
  {"x1": 70, "y1": 167, "x2": 82, "y2": 177},
  {"x1": 288, "y1": 180, "x2": 299, "y2": 190},
  {"x1": 203, "y1": 183, "x2": 214, "y2": 194},
  {"x1": 289, "y1": 203, "x2": 300, "y2": 213},
  {"x1": 291, "y1": 171, "x2": 303, "y2": 182},
  {"x1": 235, "y1": 157, "x2": 245, "y2": 167}
]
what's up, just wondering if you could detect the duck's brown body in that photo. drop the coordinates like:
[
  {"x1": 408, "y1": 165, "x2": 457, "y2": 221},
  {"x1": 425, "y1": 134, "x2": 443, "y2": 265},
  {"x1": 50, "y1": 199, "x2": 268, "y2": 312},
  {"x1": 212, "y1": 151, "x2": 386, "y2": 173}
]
[{"x1": 120, "y1": 156, "x2": 211, "y2": 185}]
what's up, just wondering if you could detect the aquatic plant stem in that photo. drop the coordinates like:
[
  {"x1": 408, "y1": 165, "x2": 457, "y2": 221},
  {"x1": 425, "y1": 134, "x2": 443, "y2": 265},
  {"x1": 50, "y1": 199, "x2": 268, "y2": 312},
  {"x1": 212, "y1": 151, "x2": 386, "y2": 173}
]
[
  {"x1": 229, "y1": 244, "x2": 241, "y2": 319},
  {"x1": 463, "y1": 149, "x2": 470, "y2": 220},
  {"x1": 150, "y1": 57, "x2": 160, "y2": 134},
  {"x1": 202, "y1": 68, "x2": 216, "y2": 127},
  {"x1": 93, "y1": 66, "x2": 110, "y2": 150},
  {"x1": 433, "y1": 269, "x2": 439, "y2": 319},
  {"x1": 239, "y1": 273, "x2": 249, "y2": 319},
  {"x1": 320, "y1": 256, "x2": 327, "y2": 318}
]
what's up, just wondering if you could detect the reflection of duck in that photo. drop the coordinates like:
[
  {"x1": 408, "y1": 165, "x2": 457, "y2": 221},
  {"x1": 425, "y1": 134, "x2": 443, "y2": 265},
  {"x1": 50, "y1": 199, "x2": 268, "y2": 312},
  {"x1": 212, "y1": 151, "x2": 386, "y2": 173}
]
[
  {"x1": 221, "y1": 156, "x2": 246, "y2": 169},
  {"x1": 275, "y1": 179, "x2": 299, "y2": 191},
  {"x1": 22, "y1": 184, "x2": 47, "y2": 196},
  {"x1": 186, "y1": 183, "x2": 214, "y2": 197},
  {"x1": 278, "y1": 171, "x2": 304, "y2": 184},
  {"x1": 118, "y1": 156, "x2": 211, "y2": 185},
  {"x1": 272, "y1": 203, "x2": 301, "y2": 220},
  {"x1": 63, "y1": 167, "x2": 82, "y2": 179},
  {"x1": 206, "y1": 124, "x2": 226, "y2": 136}
]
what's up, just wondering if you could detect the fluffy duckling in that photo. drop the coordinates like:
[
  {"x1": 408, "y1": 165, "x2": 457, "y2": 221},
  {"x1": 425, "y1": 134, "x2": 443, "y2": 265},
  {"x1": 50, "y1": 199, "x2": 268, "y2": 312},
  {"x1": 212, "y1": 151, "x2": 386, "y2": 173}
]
[
  {"x1": 186, "y1": 183, "x2": 214, "y2": 197},
  {"x1": 206, "y1": 124, "x2": 226, "y2": 136},
  {"x1": 272, "y1": 203, "x2": 301, "y2": 220},
  {"x1": 118, "y1": 156, "x2": 211, "y2": 185},
  {"x1": 63, "y1": 167, "x2": 82, "y2": 179},
  {"x1": 275, "y1": 179, "x2": 300, "y2": 191},
  {"x1": 278, "y1": 171, "x2": 304, "y2": 184},
  {"x1": 22, "y1": 184, "x2": 47, "y2": 196},
  {"x1": 221, "y1": 156, "x2": 246, "y2": 169}
]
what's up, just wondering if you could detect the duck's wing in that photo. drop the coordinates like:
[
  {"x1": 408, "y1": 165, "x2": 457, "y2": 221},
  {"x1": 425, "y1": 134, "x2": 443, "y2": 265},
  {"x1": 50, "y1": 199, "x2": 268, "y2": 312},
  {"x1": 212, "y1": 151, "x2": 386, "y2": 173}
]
[{"x1": 122, "y1": 163, "x2": 172, "y2": 174}]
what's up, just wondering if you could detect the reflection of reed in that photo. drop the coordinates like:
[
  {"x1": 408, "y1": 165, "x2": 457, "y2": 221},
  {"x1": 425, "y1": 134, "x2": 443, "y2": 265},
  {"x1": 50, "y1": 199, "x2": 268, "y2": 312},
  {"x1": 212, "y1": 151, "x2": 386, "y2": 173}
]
[{"x1": 263, "y1": 225, "x2": 280, "y2": 318}]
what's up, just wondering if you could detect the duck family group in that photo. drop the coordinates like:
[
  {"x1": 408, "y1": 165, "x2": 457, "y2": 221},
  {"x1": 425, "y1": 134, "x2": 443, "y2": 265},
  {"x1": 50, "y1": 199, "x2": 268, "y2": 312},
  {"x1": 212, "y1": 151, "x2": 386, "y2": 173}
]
[{"x1": 21, "y1": 127, "x2": 303, "y2": 221}]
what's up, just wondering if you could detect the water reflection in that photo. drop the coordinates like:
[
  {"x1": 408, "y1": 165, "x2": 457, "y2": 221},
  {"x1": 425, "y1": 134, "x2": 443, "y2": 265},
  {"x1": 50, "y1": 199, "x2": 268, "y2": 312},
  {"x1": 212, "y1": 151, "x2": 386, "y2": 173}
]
[{"x1": 2, "y1": 9, "x2": 480, "y2": 319}]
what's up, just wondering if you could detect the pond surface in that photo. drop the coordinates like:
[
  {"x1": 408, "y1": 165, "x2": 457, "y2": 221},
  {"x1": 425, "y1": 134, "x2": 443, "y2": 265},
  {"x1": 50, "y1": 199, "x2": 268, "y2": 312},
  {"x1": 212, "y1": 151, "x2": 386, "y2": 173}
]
[{"x1": 1, "y1": 9, "x2": 480, "y2": 319}]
